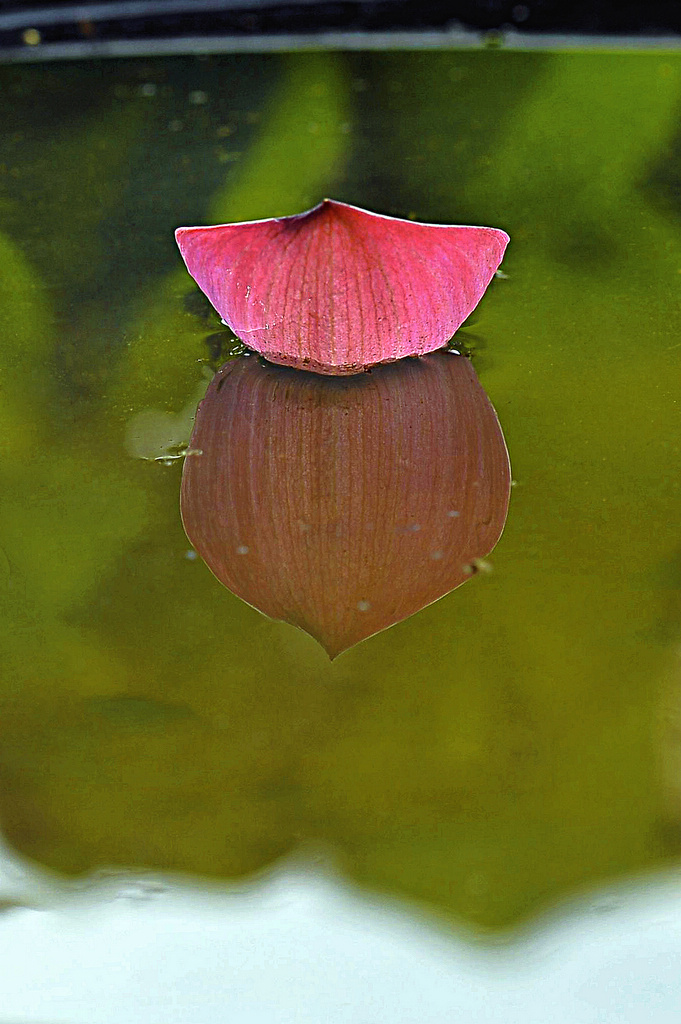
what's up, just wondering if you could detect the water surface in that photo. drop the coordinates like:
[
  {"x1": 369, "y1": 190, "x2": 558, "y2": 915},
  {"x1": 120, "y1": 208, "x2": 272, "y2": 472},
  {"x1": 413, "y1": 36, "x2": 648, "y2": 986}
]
[{"x1": 1, "y1": 48, "x2": 681, "y2": 933}]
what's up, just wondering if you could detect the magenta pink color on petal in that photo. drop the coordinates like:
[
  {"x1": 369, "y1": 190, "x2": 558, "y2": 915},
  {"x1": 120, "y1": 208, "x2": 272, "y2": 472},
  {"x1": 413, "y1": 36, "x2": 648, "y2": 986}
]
[{"x1": 175, "y1": 200, "x2": 509, "y2": 375}]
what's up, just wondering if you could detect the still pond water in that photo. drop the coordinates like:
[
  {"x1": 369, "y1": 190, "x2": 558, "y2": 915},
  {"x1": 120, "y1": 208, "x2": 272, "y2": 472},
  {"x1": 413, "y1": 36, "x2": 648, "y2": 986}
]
[{"x1": 1, "y1": 48, "x2": 681, "y2": 944}]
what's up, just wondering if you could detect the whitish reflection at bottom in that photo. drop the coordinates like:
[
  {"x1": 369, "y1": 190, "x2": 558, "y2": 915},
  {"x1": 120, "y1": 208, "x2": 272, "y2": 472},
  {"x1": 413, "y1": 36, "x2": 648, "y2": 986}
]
[{"x1": 0, "y1": 834, "x2": 679, "y2": 1024}]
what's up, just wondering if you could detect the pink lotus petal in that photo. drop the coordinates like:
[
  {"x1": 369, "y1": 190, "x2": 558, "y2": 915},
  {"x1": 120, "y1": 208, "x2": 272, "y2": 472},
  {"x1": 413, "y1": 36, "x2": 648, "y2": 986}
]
[
  {"x1": 180, "y1": 351, "x2": 511, "y2": 657},
  {"x1": 175, "y1": 200, "x2": 508, "y2": 375}
]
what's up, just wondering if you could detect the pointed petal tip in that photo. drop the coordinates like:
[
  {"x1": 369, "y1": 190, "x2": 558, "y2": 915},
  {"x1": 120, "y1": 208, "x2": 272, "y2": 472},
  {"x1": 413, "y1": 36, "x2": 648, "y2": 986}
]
[
  {"x1": 290, "y1": 620, "x2": 353, "y2": 660},
  {"x1": 323, "y1": 636, "x2": 371, "y2": 660},
  {"x1": 496, "y1": 227, "x2": 511, "y2": 248},
  {"x1": 318, "y1": 638, "x2": 343, "y2": 660},
  {"x1": 175, "y1": 225, "x2": 197, "y2": 247},
  {"x1": 310, "y1": 633, "x2": 360, "y2": 661}
]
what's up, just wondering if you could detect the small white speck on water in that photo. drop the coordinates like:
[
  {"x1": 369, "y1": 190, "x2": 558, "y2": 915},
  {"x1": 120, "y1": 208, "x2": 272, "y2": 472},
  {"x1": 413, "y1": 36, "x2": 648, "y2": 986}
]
[
  {"x1": 140, "y1": 83, "x2": 157, "y2": 97},
  {"x1": 430, "y1": 550, "x2": 444, "y2": 560},
  {"x1": 463, "y1": 558, "x2": 493, "y2": 576},
  {"x1": 357, "y1": 600, "x2": 371, "y2": 612},
  {"x1": 447, "y1": 510, "x2": 460, "y2": 518},
  {"x1": 236, "y1": 545, "x2": 249, "y2": 555},
  {"x1": 189, "y1": 90, "x2": 208, "y2": 105},
  {"x1": 184, "y1": 550, "x2": 198, "y2": 561}
]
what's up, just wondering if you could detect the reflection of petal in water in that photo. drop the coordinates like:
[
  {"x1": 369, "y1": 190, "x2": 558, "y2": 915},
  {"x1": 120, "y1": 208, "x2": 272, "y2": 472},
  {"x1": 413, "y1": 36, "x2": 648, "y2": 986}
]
[
  {"x1": 181, "y1": 351, "x2": 511, "y2": 657},
  {"x1": 175, "y1": 200, "x2": 509, "y2": 374}
]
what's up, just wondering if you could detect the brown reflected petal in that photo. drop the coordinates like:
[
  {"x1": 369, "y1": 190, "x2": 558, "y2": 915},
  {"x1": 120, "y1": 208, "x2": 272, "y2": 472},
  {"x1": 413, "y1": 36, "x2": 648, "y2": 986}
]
[{"x1": 180, "y1": 351, "x2": 511, "y2": 657}]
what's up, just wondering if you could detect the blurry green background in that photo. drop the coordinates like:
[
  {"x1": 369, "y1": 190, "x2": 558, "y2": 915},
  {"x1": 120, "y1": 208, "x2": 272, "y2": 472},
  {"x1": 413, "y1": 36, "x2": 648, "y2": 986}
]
[{"x1": 1, "y1": 48, "x2": 681, "y2": 933}]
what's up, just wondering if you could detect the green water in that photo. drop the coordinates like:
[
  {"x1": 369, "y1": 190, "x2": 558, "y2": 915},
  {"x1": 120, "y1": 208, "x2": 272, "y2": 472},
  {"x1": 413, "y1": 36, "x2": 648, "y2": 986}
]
[{"x1": 1, "y1": 49, "x2": 680, "y2": 933}]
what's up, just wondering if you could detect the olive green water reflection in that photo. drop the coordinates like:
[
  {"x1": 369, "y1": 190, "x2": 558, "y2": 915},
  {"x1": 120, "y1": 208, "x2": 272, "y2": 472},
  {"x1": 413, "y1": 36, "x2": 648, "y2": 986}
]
[{"x1": 1, "y1": 49, "x2": 681, "y2": 931}]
